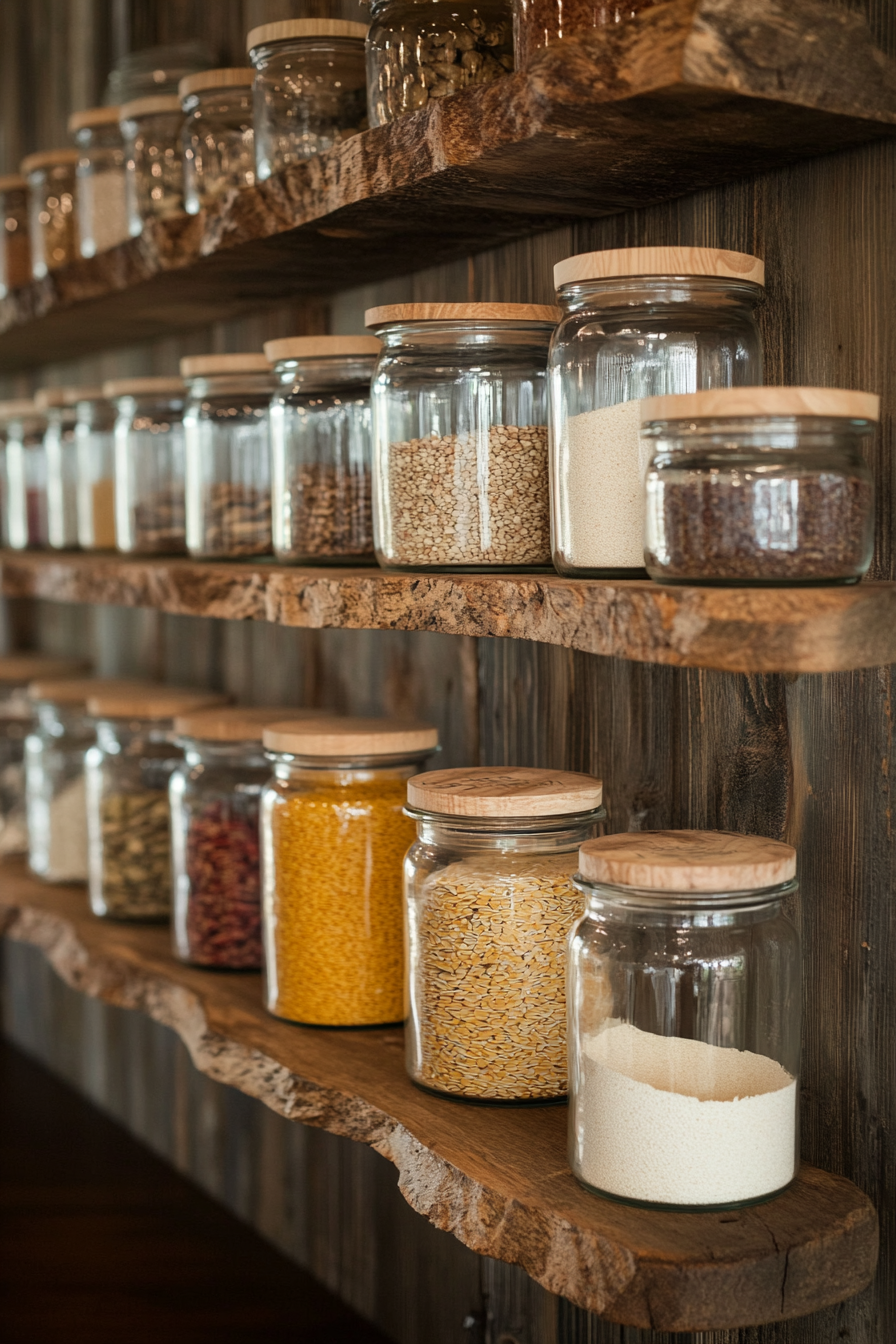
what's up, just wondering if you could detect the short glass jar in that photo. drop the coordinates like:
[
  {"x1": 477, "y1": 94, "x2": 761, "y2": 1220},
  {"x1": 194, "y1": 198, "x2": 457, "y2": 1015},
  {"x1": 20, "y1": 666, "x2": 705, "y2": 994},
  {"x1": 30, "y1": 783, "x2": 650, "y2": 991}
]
[
  {"x1": 404, "y1": 766, "x2": 605, "y2": 1103},
  {"x1": 105, "y1": 376, "x2": 187, "y2": 554},
  {"x1": 512, "y1": 0, "x2": 657, "y2": 70},
  {"x1": 569, "y1": 830, "x2": 801, "y2": 1210},
  {"x1": 549, "y1": 247, "x2": 765, "y2": 577},
  {"x1": 69, "y1": 105, "x2": 129, "y2": 257},
  {"x1": 21, "y1": 149, "x2": 79, "y2": 279},
  {"x1": 367, "y1": 0, "x2": 513, "y2": 126},
  {"x1": 180, "y1": 68, "x2": 255, "y2": 213},
  {"x1": 369, "y1": 302, "x2": 557, "y2": 570},
  {"x1": 642, "y1": 387, "x2": 878, "y2": 586},
  {"x1": 76, "y1": 392, "x2": 117, "y2": 549},
  {"x1": 120, "y1": 95, "x2": 185, "y2": 235},
  {"x1": 261, "y1": 716, "x2": 438, "y2": 1027},
  {"x1": 181, "y1": 353, "x2": 274, "y2": 558},
  {"x1": 266, "y1": 336, "x2": 380, "y2": 564},
  {"x1": 248, "y1": 19, "x2": 369, "y2": 180},
  {"x1": 85, "y1": 686, "x2": 228, "y2": 920},
  {"x1": 3, "y1": 401, "x2": 49, "y2": 549},
  {"x1": 37, "y1": 386, "x2": 103, "y2": 550},
  {"x1": 0, "y1": 174, "x2": 31, "y2": 297}
]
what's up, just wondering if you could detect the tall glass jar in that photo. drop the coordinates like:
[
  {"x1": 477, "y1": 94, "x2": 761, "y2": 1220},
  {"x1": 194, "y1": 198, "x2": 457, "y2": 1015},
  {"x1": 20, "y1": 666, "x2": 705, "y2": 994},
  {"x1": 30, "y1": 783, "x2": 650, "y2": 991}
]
[
  {"x1": 569, "y1": 830, "x2": 801, "y2": 1210},
  {"x1": 265, "y1": 336, "x2": 380, "y2": 564},
  {"x1": 37, "y1": 386, "x2": 103, "y2": 550},
  {"x1": 549, "y1": 247, "x2": 765, "y2": 577},
  {"x1": 248, "y1": 20, "x2": 369, "y2": 180},
  {"x1": 368, "y1": 303, "x2": 558, "y2": 569},
  {"x1": 85, "y1": 686, "x2": 228, "y2": 920},
  {"x1": 105, "y1": 376, "x2": 187, "y2": 553},
  {"x1": 21, "y1": 149, "x2": 79, "y2": 279},
  {"x1": 120, "y1": 95, "x2": 185, "y2": 235},
  {"x1": 181, "y1": 353, "x2": 274, "y2": 557},
  {"x1": 180, "y1": 69, "x2": 255, "y2": 213},
  {"x1": 404, "y1": 766, "x2": 604, "y2": 1103},
  {"x1": 3, "y1": 401, "x2": 49, "y2": 549},
  {"x1": 367, "y1": 0, "x2": 513, "y2": 126},
  {"x1": 512, "y1": 0, "x2": 657, "y2": 70},
  {"x1": 69, "y1": 106, "x2": 129, "y2": 257},
  {"x1": 76, "y1": 392, "x2": 117, "y2": 549},
  {"x1": 261, "y1": 717, "x2": 438, "y2": 1026},
  {"x1": 642, "y1": 387, "x2": 878, "y2": 586},
  {"x1": 0, "y1": 174, "x2": 31, "y2": 297}
]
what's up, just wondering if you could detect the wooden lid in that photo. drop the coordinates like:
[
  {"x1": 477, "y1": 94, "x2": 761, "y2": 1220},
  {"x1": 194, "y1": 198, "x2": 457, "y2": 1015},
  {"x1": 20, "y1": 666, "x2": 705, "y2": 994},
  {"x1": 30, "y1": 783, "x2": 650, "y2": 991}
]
[
  {"x1": 175, "y1": 705, "x2": 325, "y2": 741},
  {"x1": 554, "y1": 247, "x2": 765, "y2": 290},
  {"x1": 35, "y1": 386, "x2": 105, "y2": 410},
  {"x1": 264, "y1": 335, "x2": 382, "y2": 362},
  {"x1": 87, "y1": 686, "x2": 230, "y2": 719},
  {"x1": 247, "y1": 19, "x2": 368, "y2": 51},
  {"x1": 68, "y1": 105, "x2": 122, "y2": 133},
  {"x1": 120, "y1": 95, "x2": 183, "y2": 120},
  {"x1": 28, "y1": 676, "x2": 152, "y2": 706},
  {"x1": 641, "y1": 386, "x2": 880, "y2": 424},
  {"x1": 578, "y1": 830, "x2": 796, "y2": 892},
  {"x1": 180, "y1": 353, "x2": 271, "y2": 378},
  {"x1": 263, "y1": 715, "x2": 438, "y2": 757},
  {"x1": 0, "y1": 174, "x2": 27, "y2": 192},
  {"x1": 407, "y1": 766, "x2": 603, "y2": 817},
  {"x1": 102, "y1": 376, "x2": 186, "y2": 399},
  {"x1": 366, "y1": 303, "x2": 562, "y2": 328},
  {"x1": 0, "y1": 654, "x2": 90, "y2": 683},
  {"x1": 20, "y1": 148, "x2": 80, "y2": 174},
  {"x1": 179, "y1": 68, "x2": 254, "y2": 100},
  {"x1": 0, "y1": 399, "x2": 40, "y2": 422}
]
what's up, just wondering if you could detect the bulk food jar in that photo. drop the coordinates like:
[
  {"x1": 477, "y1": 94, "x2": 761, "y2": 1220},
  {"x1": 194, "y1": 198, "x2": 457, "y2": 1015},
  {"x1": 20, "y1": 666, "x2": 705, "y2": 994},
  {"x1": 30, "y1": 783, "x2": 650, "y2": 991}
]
[
  {"x1": 405, "y1": 767, "x2": 604, "y2": 1103},
  {"x1": 0, "y1": 174, "x2": 31, "y2": 296},
  {"x1": 549, "y1": 246, "x2": 765, "y2": 576},
  {"x1": 85, "y1": 686, "x2": 228, "y2": 920},
  {"x1": 105, "y1": 376, "x2": 187, "y2": 553},
  {"x1": 261, "y1": 716, "x2": 438, "y2": 1026},
  {"x1": 265, "y1": 336, "x2": 381, "y2": 564},
  {"x1": 21, "y1": 149, "x2": 79, "y2": 279},
  {"x1": 642, "y1": 387, "x2": 878, "y2": 586},
  {"x1": 180, "y1": 68, "x2": 255, "y2": 213},
  {"x1": 36, "y1": 386, "x2": 103, "y2": 550},
  {"x1": 181, "y1": 353, "x2": 274, "y2": 558},
  {"x1": 248, "y1": 19, "x2": 369, "y2": 179},
  {"x1": 569, "y1": 830, "x2": 801, "y2": 1209},
  {"x1": 368, "y1": 303, "x2": 559, "y2": 569},
  {"x1": 367, "y1": 0, "x2": 513, "y2": 126},
  {"x1": 69, "y1": 106, "x2": 129, "y2": 257},
  {"x1": 3, "y1": 401, "x2": 48, "y2": 549},
  {"x1": 120, "y1": 95, "x2": 185, "y2": 234},
  {"x1": 75, "y1": 391, "x2": 117, "y2": 549}
]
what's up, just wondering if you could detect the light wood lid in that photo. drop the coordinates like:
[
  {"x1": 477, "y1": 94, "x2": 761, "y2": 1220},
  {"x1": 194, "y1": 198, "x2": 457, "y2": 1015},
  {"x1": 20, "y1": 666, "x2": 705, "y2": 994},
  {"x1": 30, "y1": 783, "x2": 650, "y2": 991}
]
[
  {"x1": 0, "y1": 399, "x2": 40, "y2": 421},
  {"x1": 180, "y1": 353, "x2": 271, "y2": 378},
  {"x1": 554, "y1": 247, "x2": 765, "y2": 290},
  {"x1": 366, "y1": 303, "x2": 561, "y2": 328},
  {"x1": 179, "y1": 68, "x2": 254, "y2": 100},
  {"x1": 641, "y1": 386, "x2": 880, "y2": 424},
  {"x1": 247, "y1": 19, "x2": 368, "y2": 51},
  {"x1": 175, "y1": 705, "x2": 325, "y2": 742},
  {"x1": 264, "y1": 335, "x2": 382, "y2": 362},
  {"x1": 21, "y1": 148, "x2": 80, "y2": 174},
  {"x1": 87, "y1": 687, "x2": 230, "y2": 719},
  {"x1": 120, "y1": 95, "x2": 183, "y2": 120},
  {"x1": 0, "y1": 174, "x2": 28, "y2": 192},
  {"x1": 102, "y1": 376, "x2": 185, "y2": 399},
  {"x1": 68, "y1": 105, "x2": 122, "y2": 133},
  {"x1": 578, "y1": 830, "x2": 796, "y2": 891},
  {"x1": 407, "y1": 766, "x2": 603, "y2": 817},
  {"x1": 28, "y1": 677, "x2": 153, "y2": 706},
  {"x1": 35, "y1": 386, "x2": 104, "y2": 410},
  {"x1": 0, "y1": 654, "x2": 90, "y2": 683},
  {"x1": 263, "y1": 715, "x2": 438, "y2": 757}
]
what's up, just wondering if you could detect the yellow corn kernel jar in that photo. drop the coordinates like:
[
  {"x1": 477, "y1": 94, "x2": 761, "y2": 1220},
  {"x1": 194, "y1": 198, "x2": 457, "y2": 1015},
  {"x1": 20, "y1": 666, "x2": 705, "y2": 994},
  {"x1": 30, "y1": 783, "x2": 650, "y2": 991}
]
[{"x1": 261, "y1": 716, "x2": 438, "y2": 1026}]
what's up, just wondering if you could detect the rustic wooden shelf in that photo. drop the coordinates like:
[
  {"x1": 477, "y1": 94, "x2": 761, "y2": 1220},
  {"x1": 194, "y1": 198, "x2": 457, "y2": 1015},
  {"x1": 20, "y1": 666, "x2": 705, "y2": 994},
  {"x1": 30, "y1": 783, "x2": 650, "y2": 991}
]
[
  {"x1": 0, "y1": 862, "x2": 878, "y2": 1330},
  {"x1": 1, "y1": 0, "x2": 894, "y2": 369}
]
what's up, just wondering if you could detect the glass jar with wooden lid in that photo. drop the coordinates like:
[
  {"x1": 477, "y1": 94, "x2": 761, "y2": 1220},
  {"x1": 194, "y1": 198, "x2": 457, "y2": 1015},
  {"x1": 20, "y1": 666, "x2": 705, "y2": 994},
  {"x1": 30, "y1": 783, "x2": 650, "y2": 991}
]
[
  {"x1": 37, "y1": 386, "x2": 103, "y2": 550},
  {"x1": 0, "y1": 174, "x2": 31, "y2": 296},
  {"x1": 2, "y1": 400, "x2": 48, "y2": 549},
  {"x1": 180, "y1": 69, "x2": 256, "y2": 214},
  {"x1": 69, "y1": 105, "x2": 129, "y2": 256},
  {"x1": 21, "y1": 149, "x2": 79, "y2": 278},
  {"x1": 105, "y1": 376, "x2": 187, "y2": 553},
  {"x1": 404, "y1": 766, "x2": 604, "y2": 1103},
  {"x1": 120, "y1": 95, "x2": 185, "y2": 234},
  {"x1": 75, "y1": 390, "x2": 117, "y2": 550}
]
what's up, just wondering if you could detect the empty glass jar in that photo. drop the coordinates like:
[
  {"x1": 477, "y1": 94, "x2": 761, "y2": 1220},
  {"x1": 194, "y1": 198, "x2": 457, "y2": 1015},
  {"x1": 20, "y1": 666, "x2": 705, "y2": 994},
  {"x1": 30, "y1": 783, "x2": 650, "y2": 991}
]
[
  {"x1": 3, "y1": 401, "x2": 48, "y2": 549},
  {"x1": 369, "y1": 302, "x2": 557, "y2": 569},
  {"x1": 121, "y1": 95, "x2": 185, "y2": 234},
  {"x1": 76, "y1": 391, "x2": 117, "y2": 549},
  {"x1": 182, "y1": 353, "x2": 274, "y2": 557},
  {"x1": 105, "y1": 376, "x2": 187, "y2": 553},
  {"x1": 569, "y1": 830, "x2": 801, "y2": 1209},
  {"x1": 21, "y1": 149, "x2": 79, "y2": 278},
  {"x1": 549, "y1": 247, "x2": 765, "y2": 577},
  {"x1": 37, "y1": 386, "x2": 102, "y2": 550},
  {"x1": 69, "y1": 105, "x2": 129, "y2": 256},
  {"x1": 180, "y1": 68, "x2": 255, "y2": 213},
  {"x1": 0, "y1": 174, "x2": 31, "y2": 296}
]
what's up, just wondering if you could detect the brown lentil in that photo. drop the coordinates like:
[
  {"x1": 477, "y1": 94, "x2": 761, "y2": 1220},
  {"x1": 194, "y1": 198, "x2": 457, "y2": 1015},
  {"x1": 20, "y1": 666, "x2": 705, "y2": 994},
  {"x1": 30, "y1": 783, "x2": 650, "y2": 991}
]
[
  {"x1": 280, "y1": 462, "x2": 374, "y2": 561},
  {"x1": 200, "y1": 482, "x2": 272, "y2": 557}
]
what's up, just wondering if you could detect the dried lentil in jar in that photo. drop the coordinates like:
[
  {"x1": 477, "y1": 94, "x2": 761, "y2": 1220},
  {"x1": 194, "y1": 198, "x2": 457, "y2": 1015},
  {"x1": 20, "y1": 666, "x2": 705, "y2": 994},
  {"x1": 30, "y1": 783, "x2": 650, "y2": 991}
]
[
  {"x1": 404, "y1": 766, "x2": 604, "y2": 1102},
  {"x1": 0, "y1": 174, "x2": 31, "y2": 297},
  {"x1": 261, "y1": 716, "x2": 438, "y2": 1026},
  {"x1": 22, "y1": 149, "x2": 79, "y2": 279}
]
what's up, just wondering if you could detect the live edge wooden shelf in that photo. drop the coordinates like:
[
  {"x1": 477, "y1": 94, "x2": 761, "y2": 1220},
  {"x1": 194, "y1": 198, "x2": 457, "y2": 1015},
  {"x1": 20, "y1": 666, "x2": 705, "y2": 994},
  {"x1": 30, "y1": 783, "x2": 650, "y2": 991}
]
[
  {"x1": 0, "y1": 862, "x2": 877, "y2": 1331},
  {"x1": 1, "y1": 0, "x2": 895, "y2": 368}
]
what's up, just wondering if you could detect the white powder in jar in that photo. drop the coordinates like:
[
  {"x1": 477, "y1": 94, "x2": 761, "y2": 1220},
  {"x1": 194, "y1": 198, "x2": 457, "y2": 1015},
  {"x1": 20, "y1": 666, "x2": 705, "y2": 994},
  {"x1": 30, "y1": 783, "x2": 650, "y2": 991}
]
[
  {"x1": 560, "y1": 399, "x2": 652, "y2": 570},
  {"x1": 578, "y1": 1022, "x2": 797, "y2": 1206},
  {"x1": 79, "y1": 169, "x2": 129, "y2": 256},
  {"x1": 46, "y1": 772, "x2": 89, "y2": 882}
]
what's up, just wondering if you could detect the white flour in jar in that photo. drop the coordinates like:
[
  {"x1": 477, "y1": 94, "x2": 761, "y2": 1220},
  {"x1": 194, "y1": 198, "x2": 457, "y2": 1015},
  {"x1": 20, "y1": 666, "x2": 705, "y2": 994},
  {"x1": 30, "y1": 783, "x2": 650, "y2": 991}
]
[
  {"x1": 561, "y1": 398, "x2": 652, "y2": 570},
  {"x1": 579, "y1": 1022, "x2": 797, "y2": 1206},
  {"x1": 47, "y1": 772, "x2": 89, "y2": 881}
]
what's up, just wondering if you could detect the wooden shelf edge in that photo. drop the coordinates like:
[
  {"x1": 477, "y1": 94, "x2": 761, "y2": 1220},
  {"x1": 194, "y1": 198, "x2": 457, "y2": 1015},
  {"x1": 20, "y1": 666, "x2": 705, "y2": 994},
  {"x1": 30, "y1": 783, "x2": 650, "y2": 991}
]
[{"x1": 0, "y1": 864, "x2": 878, "y2": 1330}]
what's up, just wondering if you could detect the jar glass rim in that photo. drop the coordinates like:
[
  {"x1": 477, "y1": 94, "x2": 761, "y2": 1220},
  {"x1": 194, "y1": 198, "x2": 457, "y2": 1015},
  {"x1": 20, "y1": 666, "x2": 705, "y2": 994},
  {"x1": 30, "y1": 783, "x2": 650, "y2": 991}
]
[
  {"x1": 406, "y1": 805, "x2": 606, "y2": 831},
  {"x1": 574, "y1": 874, "x2": 798, "y2": 910},
  {"x1": 266, "y1": 748, "x2": 434, "y2": 768},
  {"x1": 556, "y1": 275, "x2": 765, "y2": 302}
]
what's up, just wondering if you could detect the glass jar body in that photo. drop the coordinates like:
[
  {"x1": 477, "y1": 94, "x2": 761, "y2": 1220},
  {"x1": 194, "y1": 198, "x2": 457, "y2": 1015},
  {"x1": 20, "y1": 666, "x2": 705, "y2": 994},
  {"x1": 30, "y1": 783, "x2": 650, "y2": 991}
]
[
  {"x1": 367, "y1": 0, "x2": 513, "y2": 127},
  {"x1": 113, "y1": 393, "x2": 186, "y2": 553},
  {"x1": 513, "y1": 0, "x2": 658, "y2": 70},
  {"x1": 5, "y1": 424, "x2": 48, "y2": 549},
  {"x1": 184, "y1": 373, "x2": 273, "y2": 557},
  {"x1": 170, "y1": 742, "x2": 267, "y2": 967},
  {"x1": 76, "y1": 399, "x2": 117, "y2": 549},
  {"x1": 25, "y1": 702, "x2": 93, "y2": 882},
  {"x1": 75, "y1": 123, "x2": 129, "y2": 257},
  {"x1": 0, "y1": 185, "x2": 31, "y2": 296},
  {"x1": 0, "y1": 678, "x2": 35, "y2": 856},
  {"x1": 372, "y1": 320, "x2": 553, "y2": 569},
  {"x1": 568, "y1": 881, "x2": 801, "y2": 1209},
  {"x1": 405, "y1": 810, "x2": 603, "y2": 1102},
  {"x1": 643, "y1": 416, "x2": 875, "y2": 586},
  {"x1": 549, "y1": 277, "x2": 764, "y2": 577},
  {"x1": 27, "y1": 162, "x2": 78, "y2": 278},
  {"x1": 45, "y1": 410, "x2": 79, "y2": 549},
  {"x1": 251, "y1": 37, "x2": 367, "y2": 180},
  {"x1": 123, "y1": 111, "x2": 185, "y2": 235},
  {"x1": 182, "y1": 86, "x2": 255, "y2": 214},
  {"x1": 261, "y1": 756, "x2": 421, "y2": 1025}
]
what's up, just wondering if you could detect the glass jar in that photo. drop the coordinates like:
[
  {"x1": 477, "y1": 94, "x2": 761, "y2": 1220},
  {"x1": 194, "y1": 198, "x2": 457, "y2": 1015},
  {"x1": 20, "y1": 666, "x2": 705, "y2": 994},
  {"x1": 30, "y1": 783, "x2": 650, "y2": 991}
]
[
  {"x1": 512, "y1": 0, "x2": 657, "y2": 70},
  {"x1": 404, "y1": 766, "x2": 605, "y2": 1103},
  {"x1": 261, "y1": 716, "x2": 438, "y2": 1026},
  {"x1": 265, "y1": 336, "x2": 380, "y2": 564},
  {"x1": 181, "y1": 353, "x2": 274, "y2": 558},
  {"x1": 37, "y1": 386, "x2": 103, "y2": 550},
  {"x1": 642, "y1": 387, "x2": 878, "y2": 587},
  {"x1": 21, "y1": 149, "x2": 79, "y2": 279},
  {"x1": 69, "y1": 106, "x2": 129, "y2": 257},
  {"x1": 549, "y1": 247, "x2": 765, "y2": 577},
  {"x1": 180, "y1": 69, "x2": 255, "y2": 214},
  {"x1": 0, "y1": 174, "x2": 31, "y2": 297},
  {"x1": 3, "y1": 401, "x2": 48, "y2": 549},
  {"x1": 85, "y1": 686, "x2": 228, "y2": 920},
  {"x1": 569, "y1": 830, "x2": 801, "y2": 1209},
  {"x1": 105, "y1": 376, "x2": 187, "y2": 554},
  {"x1": 369, "y1": 303, "x2": 557, "y2": 569},
  {"x1": 367, "y1": 0, "x2": 513, "y2": 127},
  {"x1": 248, "y1": 19, "x2": 369, "y2": 180},
  {"x1": 76, "y1": 392, "x2": 117, "y2": 549},
  {"x1": 120, "y1": 95, "x2": 185, "y2": 235}
]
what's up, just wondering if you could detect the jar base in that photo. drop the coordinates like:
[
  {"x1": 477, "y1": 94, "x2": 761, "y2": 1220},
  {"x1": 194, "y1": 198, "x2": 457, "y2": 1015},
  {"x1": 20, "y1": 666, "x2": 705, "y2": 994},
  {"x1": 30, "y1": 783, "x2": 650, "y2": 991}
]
[
  {"x1": 573, "y1": 1173, "x2": 796, "y2": 1212},
  {"x1": 411, "y1": 1078, "x2": 567, "y2": 1108},
  {"x1": 648, "y1": 573, "x2": 863, "y2": 588},
  {"x1": 274, "y1": 554, "x2": 378, "y2": 568},
  {"x1": 268, "y1": 1011, "x2": 405, "y2": 1031},
  {"x1": 553, "y1": 564, "x2": 650, "y2": 580},
  {"x1": 377, "y1": 563, "x2": 556, "y2": 575}
]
